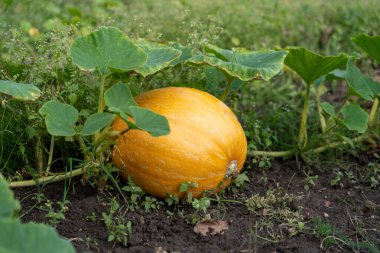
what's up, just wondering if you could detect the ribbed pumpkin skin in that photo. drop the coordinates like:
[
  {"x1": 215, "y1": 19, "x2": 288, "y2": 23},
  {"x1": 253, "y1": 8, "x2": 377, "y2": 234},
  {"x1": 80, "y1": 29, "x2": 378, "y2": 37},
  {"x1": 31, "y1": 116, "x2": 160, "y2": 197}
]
[{"x1": 112, "y1": 87, "x2": 247, "y2": 198}]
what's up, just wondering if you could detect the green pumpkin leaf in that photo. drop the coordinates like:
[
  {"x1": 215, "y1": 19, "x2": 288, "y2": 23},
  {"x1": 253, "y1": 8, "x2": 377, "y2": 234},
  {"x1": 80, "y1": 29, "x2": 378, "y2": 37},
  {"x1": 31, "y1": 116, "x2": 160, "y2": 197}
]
[
  {"x1": 129, "y1": 106, "x2": 170, "y2": 137},
  {"x1": 368, "y1": 78, "x2": 380, "y2": 96},
  {"x1": 0, "y1": 80, "x2": 41, "y2": 101},
  {"x1": 135, "y1": 41, "x2": 181, "y2": 77},
  {"x1": 70, "y1": 27, "x2": 147, "y2": 75},
  {"x1": 341, "y1": 104, "x2": 369, "y2": 133},
  {"x1": 284, "y1": 47, "x2": 348, "y2": 85},
  {"x1": 39, "y1": 100, "x2": 78, "y2": 137},
  {"x1": 321, "y1": 102, "x2": 336, "y2": 117},
  {"x1": 168, "y1": 42, "x2": 193, "y2": 66},
  {"x1": 104, "y1": 82, "x2": 137, "y2": 115},
  {"x1": 346, "y1": 57, "x2": 378, "y2": 100},
  {"x1": 314, "y1": 69, "x2": 346, "y2": 86},
  {"x1": 0, "y1": 176, "x2": 20, "y2": 219},
  {"x1": 80, "y1": 112, "x2": 116, "y2": 136},
  {"x1": 187, "y1": 44, "x2": 288, "y2": 81},
  {"x1": 352, "y1": 34, "x2": 380, "y2": 63},
  {"x1": 0, "y1": 219, "x2": 76, "y2": 253}
]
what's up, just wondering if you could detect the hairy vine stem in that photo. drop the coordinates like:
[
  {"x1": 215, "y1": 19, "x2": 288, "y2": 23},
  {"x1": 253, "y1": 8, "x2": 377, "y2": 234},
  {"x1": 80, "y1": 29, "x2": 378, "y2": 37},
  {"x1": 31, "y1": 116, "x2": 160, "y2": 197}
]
[
  {"x1": 220, "y1": 78, "x2": 234, "y2": 102},
  {"x1": 298, "y1": 83, "x2": 311, "y2": 149},
  {"x1": 369, "y1": 97, "x2": 379, "y2": 127}
]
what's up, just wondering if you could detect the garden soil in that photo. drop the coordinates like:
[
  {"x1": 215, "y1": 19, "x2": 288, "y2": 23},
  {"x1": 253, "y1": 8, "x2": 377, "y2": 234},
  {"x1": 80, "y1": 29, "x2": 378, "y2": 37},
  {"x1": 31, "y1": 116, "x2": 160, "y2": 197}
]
[{"x1": 14, "y1": 159, "x2": 380, "y2": 253}]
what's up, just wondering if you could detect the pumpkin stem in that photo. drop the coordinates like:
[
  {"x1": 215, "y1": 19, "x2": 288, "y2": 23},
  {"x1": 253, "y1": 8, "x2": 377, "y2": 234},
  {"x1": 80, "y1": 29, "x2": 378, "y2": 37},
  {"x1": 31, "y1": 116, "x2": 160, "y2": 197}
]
[{"x1": 224, "y1": 160, "x2": 238, "y2": 179}]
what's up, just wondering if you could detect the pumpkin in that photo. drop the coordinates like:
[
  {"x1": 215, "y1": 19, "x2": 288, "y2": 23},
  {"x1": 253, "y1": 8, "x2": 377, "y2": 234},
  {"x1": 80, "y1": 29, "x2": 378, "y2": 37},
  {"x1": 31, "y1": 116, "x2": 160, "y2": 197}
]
[{"x1": 112, "y1": 87, "x2": 247, "y2": 198}]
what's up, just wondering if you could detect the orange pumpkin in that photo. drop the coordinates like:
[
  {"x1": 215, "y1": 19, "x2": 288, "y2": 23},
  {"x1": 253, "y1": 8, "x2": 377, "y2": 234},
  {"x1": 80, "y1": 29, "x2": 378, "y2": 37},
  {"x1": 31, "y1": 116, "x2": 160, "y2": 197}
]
[{"x1": 112, "y1": 87, "x2": 247, "y2": 198}]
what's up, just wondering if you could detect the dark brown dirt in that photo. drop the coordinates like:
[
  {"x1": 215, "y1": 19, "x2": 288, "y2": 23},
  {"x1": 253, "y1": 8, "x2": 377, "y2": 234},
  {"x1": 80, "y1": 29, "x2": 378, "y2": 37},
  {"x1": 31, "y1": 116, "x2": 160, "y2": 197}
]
[{"x1": 14, "y1": 160, "x2": 380, "y2": 253}]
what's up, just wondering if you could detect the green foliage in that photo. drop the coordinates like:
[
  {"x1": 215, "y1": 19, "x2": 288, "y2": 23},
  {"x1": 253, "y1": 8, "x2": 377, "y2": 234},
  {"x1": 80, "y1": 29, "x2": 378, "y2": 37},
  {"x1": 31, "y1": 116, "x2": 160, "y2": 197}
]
[
  {"x1": 192, "y1": 197, "x2": 211, "y2": 213},
  {"x1": 340, "y1": 104, "x2": 369, "y2": 133},
  {"x1": 284, "y1": 47, "x2": 348, "y2": 85},
  {"x1": 70, "y1": 27, "x2": 147, "y2": 75},
  {"x1": 39, "y1": 100, "x2": 78, "y2": 137},
  {"x1": 346, "y1": 58, "x2": 380, "y2": 100},
  {"x1": 134, "y1": 41, "x2": 181, "y2": 77},
  {"x1": 0, "y1": 176, "x2": 75, "y2": 253},
  {"x1": 104, "y1": 82, "x2": 137, "y2": 115},
  {"x1": 101, "y1": 198, "x2": 132, "y2": 246},
  {"x1": 313, "y1": 217, "x2": 380, "y2": 253},
  {"x1": 80, "y1": 112, "x2": 116, "y2": 136},
  {"x1": 188, "y1": 44, "x2": 288, "y2": 81},
  {"x1": 353, "y1": 34, "x2": 380, "y2": 62},
  {"x1": 0, "y1": 175, "x2": 20, "y2": 218},
  {"x1": 128, "y1": 106, "x2": 170, "y2": 137},
  {"x1": 0, "y1": 80, "x2": 40, "y2": 101}
]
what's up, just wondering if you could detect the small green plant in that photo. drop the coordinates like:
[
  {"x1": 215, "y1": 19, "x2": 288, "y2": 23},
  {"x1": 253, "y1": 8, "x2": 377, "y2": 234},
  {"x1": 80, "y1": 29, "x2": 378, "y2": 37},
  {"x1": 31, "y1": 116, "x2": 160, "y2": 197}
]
[
  {"x1": 165, "y1": 194, "x2": 179, "y2": 207},
  {"x1": 313, "y1": 217, "x2": 379, "y2": 253},
  {"x1": 44, "y1": 199, "x2": 70, "y2": 226},
  {"x1": 101, "y1": 198, "x2": 132, "y2": 247},
  {"x1": 304, "y1": 175, "x2": 318, "y2": 190},
  {"x1": 179, "y1": 181, "x2": 199, "y2": 204},
  {"x1": 191, "y1": 197, "x2": 211, "y2": 213},
  {"x1": 121, "y1": 176, "x2": 145, "y2": 211},
  {"x1": 142, "y1": 196, "x2": 162, "y2": 212}
]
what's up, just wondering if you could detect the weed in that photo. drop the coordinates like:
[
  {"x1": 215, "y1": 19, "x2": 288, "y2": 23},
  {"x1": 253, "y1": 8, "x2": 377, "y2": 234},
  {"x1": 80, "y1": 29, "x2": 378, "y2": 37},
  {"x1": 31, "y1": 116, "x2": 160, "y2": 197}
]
[
  {"x1": 313, "y1": 217, "x2": 379, "y2": 253},
  {"x1": 142, "y1": 196, "x2": 162, "y2": 212},
  {"x1": 246, "y1": 188, "x2": 305, "y2": 243},
  {"x1": 44, "y1": 199, "x2": 70, "y2": 226},
  {"x1": 101, "y1": 198, "x2": 132, "y2": 247},
  {"x1": 121, "y1": 176, "x2": 145, "y2": 211},
  {"x1": 304, "y1": 175, "x2": 319, "y2": 190}
]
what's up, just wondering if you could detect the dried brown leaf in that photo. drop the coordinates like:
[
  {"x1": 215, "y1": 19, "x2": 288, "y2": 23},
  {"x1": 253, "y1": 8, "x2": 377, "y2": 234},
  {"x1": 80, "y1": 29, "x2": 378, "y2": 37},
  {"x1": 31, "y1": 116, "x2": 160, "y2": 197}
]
[{"x1": 194, "y1": 220, "x2": 229, "y2": 236}]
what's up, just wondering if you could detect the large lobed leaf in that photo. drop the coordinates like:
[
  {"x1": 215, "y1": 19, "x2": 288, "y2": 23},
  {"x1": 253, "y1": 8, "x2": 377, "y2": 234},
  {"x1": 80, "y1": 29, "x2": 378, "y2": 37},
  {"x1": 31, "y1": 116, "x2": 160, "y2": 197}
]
[
  {"x1": 0, "y1": 176, "x2": 20, "y2": 219},
  {"x1": 321, "y1": 102, "x2": 369, "y2": 133},
  {"x1": 346, "y1": 57, "x2": 380, "y2": 100},
  {"x1": 168, "y1": 42, "x2": 193, "y2": 66},
  {"x1": 0, "y1": 176, "x2": 76, "y2": 253},
  {"x1": 80, "y1": 112, "x2": 116, "y2": 136},
  {"x1": 353, "y1": 34, "x2": 380, "y2": 63},
  {"x1": 341, "y1": 104, "x2": 369, "y2": 133},
  {"x1": 0, "y1": 220, "x2": 76, "y2": 253},
  {"x1": 39, "y1": 100, "x2": 78, "y2": 137},
  {"x1": 105, "y1": 83, "x2": 170, "y2": 137},
  {"x1": 285, "y1": 47, "x2": 348, "y2": 85},
  {"x1": 70, "y1": 27, "x2": 147, "y2": 75},
  {"x1": 104, "y1": 82, "x2": 137, "y2": 115},
  {"x1": 134, "y1": 41, "x2": 181, "y2": 77},
  {"x1": 0, "y1": 80, "x2": 41, "y2": 101},
  {"x1": 129, "y1": 106, "x2": 170, "y2": 137},
  {"x1": 187, "y1": 44, "x2": 288, "y2": 81}
]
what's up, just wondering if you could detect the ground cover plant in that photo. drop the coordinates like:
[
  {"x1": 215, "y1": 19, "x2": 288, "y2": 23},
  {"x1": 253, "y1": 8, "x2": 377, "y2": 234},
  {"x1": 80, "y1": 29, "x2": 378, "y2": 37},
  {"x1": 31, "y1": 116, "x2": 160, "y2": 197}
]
[{"x1": 1, "y1": 0, "x2": 380, "y2": 252}]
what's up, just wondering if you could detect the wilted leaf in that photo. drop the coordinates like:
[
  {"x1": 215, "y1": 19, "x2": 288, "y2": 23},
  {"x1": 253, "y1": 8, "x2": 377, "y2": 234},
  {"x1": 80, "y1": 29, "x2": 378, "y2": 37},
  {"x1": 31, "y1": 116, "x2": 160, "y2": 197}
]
[
  {"x1": 194, "y1": 220, "x2": 229, "y2": 236},
  {"x1": 70, "y1": 27, "x2": 147, "y2": 74},
  {"x1": 39, "y1": 100, "x2": 78, "y2": 136},
  {"x1": 135, "y1": 41, "x2": 181, "y2": 77},
  {"x1": 187, "y1": 44, "x2": 288, "y2": 81},
  {"x1": 285, "y1": 47, "x2": 348, "y2": 85},
  {"x1": 0, "y1": 80, "x2": 41, "y2": 101}
]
